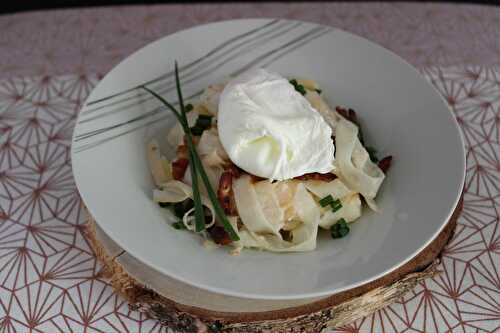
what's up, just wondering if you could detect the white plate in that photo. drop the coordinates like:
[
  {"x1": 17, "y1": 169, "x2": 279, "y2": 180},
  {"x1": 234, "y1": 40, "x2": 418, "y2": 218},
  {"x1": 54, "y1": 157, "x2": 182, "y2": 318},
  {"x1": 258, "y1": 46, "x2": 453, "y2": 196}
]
[{"x1": 72, "y1": 19, "x2": 465, "y2": 300}]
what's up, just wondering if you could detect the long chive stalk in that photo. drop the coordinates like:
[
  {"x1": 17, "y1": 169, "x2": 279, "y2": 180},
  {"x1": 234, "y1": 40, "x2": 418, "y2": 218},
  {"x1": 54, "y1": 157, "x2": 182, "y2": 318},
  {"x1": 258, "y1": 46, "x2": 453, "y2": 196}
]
[
  {"x1": 141, "y1": 64, "x2": 240, "y2": 241},
  {"x1": 142, "y1": 86, "x2": 204, "y2": 232},
  {"x1": 173, "y1": 63, "x2": 205, "y2": 232},
  {"x1": 189, "y1": 150, "x2": 240, "y2": 240}
]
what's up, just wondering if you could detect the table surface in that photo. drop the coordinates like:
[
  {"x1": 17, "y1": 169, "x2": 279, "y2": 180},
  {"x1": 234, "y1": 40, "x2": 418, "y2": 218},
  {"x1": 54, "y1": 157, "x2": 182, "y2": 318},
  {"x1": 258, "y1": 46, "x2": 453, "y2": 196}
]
[{"x1": 0, "y1": 3, "x2": 499, "y2": 333}]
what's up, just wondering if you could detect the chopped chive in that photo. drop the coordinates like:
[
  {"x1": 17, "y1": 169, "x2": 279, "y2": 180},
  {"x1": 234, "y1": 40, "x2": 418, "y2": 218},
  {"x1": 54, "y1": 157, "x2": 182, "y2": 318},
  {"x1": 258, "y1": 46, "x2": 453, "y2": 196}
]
[
  {"x1": 171, "y1": 221, "x2": 186, "y2": 230},
  {"x1": 190, "y1": 115, "x2": 212, "y2": 136},
  {"x1": 289, "y1": 79, "x2": 307, "y2": 95},
  {"x1": 315, "y1": 88, "x2": 322, "y2": 94},
  {"x1": 296, "y1": 85, "x2": 306, "y2": 95},
  {"x1": 319, "y1": 195, "x2": 334, "y2": 207},
  {"x1": 330, "y1": 199, "x2": 343, "y2": 213},
  {"x1": 173, "y1": 202, "x2": 184, "y2": 218},
  {"x1": 195, "y1": 115, "x2": 212, "y2": 128},
  {"x1": 190, "y1": 126, "x2": 204, "y2": 136},
  {"x1": 173, "y1": 199, "x2": 194, "y2": 219},
  {"x1": 185, "y1": 103, "x2": 194, "y2": 112},
  {"x1": 198, "y1": 114, "x2": 212, "y2": 122},
  {"x1": 331, "y1": 218, "x2": 350, "y2": 239},
  {"x1": 366, "y1": 146, "x2": 378, "y2": 163}
]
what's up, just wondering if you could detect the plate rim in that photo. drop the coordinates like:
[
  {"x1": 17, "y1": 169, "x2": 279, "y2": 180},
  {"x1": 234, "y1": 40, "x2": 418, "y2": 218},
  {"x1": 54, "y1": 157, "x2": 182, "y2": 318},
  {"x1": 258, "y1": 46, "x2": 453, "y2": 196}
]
[{"x1": 72, "y1": 18, "x2": 466, "y2": 300}]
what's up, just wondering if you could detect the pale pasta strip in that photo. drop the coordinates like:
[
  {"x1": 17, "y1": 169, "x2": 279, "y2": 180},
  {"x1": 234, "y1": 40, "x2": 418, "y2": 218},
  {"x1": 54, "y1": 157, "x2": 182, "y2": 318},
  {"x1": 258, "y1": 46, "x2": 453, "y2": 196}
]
[
  {"x1": 303, "y1": 178, "x2": 355, "y2": 200},
  {"x1": 147, "y1": 140, "x2": 171, "y2": 187},
  {"x1": 335, "y1": 119, "x2": 385, "y2": 199},
  {"x1": 167, "y1": 112, "x2": 198, "y2": 147},
  {"x1": 197, "y1": 127, "x2": 229, "y2": 162},
  {"x1": 233, "y1": 175, "x2": 283, "y2": 236},
  {"x1": 234, "y1": 183, "x2": 320, "y2": 252},
  {"x1": 153, "y1": 180, "x2": 215, "y2": 230},
  {"x1": 305, "y1": 90, "x2": 342, "y2": 133},
  {"x1": 199, "y1": 84, "x2": 225, "y2": 116},
  {"x1": 319, "y1": 194, "x2": 362, "y2": 229}
]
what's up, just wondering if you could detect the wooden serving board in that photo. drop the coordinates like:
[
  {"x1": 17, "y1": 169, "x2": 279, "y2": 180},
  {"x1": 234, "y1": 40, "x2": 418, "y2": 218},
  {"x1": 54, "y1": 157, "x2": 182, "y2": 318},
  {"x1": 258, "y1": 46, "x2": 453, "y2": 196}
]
[{"x1": 84, "y1": 196, "x2": 461, "y2": 333}]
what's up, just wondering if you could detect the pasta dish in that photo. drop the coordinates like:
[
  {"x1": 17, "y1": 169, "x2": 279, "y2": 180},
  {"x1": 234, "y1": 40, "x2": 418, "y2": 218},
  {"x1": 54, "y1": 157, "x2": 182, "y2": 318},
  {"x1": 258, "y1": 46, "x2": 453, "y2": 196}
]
[{"x1": 146, "y1": 68, "x2": 391, "y2": 254}]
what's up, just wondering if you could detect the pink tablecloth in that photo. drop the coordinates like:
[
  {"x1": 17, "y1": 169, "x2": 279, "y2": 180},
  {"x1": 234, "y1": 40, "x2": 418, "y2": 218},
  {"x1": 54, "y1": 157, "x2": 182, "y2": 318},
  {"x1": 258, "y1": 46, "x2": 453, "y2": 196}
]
[
  {"x1": 1, "y1": 2, "x2": 500, "y2": 79},
  {"x1": 0, "y1": 3, "x2": 499, "y2": 333}
]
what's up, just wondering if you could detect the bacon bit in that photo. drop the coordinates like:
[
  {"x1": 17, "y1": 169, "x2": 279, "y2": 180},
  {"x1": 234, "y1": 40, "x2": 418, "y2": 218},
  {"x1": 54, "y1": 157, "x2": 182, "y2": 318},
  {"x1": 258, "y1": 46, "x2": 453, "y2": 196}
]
[
  {"x1": 378, "y1": 156, "x2": 393, "y2": 173},
  {"x1": 294, "y1": 172, "x2": 337, "y2": 182},
  {"x1": 208, "y1": 226, "x2": 232, "y2": 245},
  {"x1": 335, "y1": 106, "x2": 349, "y2": 118},
  {"x1": 172, "y1": 158, "x2": 189, "y2": 180},
  {"x1": 224, "y1": 164, "x2": 241, "y2": 178},
  {"x1": 217, "y1": 163, "x2": 243, "y2": 216},
  {"x1": 217, "y1": 171, "x2": 238, "y2": 216},
  {"x1": 335, "y1": 106, "x2": 360, "y2": 127},
  {"x1": 176, "y1": 145, "x2": 189, "y2": 160},
  {"x1": 176, "y1": 137, "x2": 199, "y2": 160}
]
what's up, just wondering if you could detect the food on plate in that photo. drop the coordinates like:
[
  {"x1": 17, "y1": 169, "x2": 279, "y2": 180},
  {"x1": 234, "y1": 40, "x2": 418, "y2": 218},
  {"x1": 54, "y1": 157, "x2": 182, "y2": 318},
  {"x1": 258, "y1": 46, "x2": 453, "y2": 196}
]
[
  {"x1": 217, "y1": 69, "x2": 335, "y2": 180},
  {"x1": 144, "y1": 65, "x2": 392, "y2": 253}
]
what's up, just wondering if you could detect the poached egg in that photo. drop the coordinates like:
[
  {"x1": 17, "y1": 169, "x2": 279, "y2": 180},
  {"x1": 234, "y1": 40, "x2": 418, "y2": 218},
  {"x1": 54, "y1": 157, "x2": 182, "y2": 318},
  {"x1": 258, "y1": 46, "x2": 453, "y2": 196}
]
[{"x1": 217, "y1": 68, "x2": 335, "y2": 180}]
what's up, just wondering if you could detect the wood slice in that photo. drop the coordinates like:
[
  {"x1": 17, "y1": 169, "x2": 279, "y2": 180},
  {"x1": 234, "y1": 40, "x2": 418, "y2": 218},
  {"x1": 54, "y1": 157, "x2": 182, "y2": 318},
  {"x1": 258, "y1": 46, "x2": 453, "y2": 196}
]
[{"x1": 84, "y1": 196, "x2": 461, "y2": 333}]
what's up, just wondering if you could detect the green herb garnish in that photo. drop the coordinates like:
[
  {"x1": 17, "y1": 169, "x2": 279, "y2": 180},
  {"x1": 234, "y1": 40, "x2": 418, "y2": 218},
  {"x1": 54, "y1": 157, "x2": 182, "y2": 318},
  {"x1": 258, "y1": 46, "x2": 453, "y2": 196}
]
[
  {"x1": 190, "y1": 125, "x2": 204, "y2": 136},
  {"x1": 330, "y1": 199, "x2": 343, "y2": 213},
  {"x1": 366, "y1": 146, "x2": 378, "y2": 163},
  {"x1": 174, "y1": 69, "x2": 206, "y2": 233},
  {"x1": 190, "y1": 115, "x2": 213, "y2": 136},
  {"x1": 142, "y1": 63, "x2": 239, "y2": 241},
  {"x1": 172, "y1": 221, "x2": 187, "y2": 230},
  {"x1": 173, "y1": 199, "x2": 194, "y2": 219},
  {"x1": 319, "y1": 195, "x2": 334, "y2": 207},
  {"x1": 185, "y1": 103, "x2": 194, "y2": 112},
  {"x1": 296, "y1": 85, "x2": 306, "y2": 95},
  {"x1": 289, "y1": 79, "x2": 306, "y2": 95},
  {"x1": 331, "y1": 218, "x2": 349, "y2": 238},
  {"x1": 196, "y1": 114, "x2": 212, "y2": 127},
  {"x1": 143, "y1": 81, "x2": 203, "y2": 232}
]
